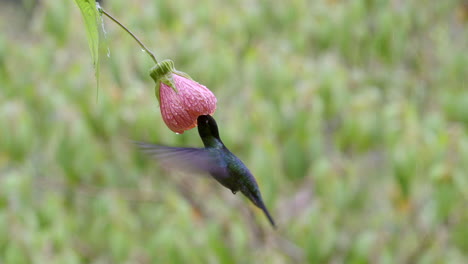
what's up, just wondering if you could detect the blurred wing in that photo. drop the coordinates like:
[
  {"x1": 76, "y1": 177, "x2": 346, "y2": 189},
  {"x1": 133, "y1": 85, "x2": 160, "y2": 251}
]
[{"x1": 135, "y1": 142, "x2": 227, "y2": 176}]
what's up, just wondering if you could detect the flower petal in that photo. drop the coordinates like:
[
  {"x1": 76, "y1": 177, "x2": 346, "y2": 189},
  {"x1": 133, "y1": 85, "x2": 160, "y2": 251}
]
[{"x1": 159, "y1": 73, "x2": 217, "y2": 133}]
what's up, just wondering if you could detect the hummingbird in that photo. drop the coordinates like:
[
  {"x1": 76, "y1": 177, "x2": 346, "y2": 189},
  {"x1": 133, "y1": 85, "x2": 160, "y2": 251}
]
[{"x1": 136, "y1": 115, "x2": 276, "y2": 228}]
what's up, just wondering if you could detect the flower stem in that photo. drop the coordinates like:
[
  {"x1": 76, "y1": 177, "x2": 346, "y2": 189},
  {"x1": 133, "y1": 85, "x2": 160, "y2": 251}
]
[{"x1": 97, "y1": 5, "x2": 158, "y2": 64}]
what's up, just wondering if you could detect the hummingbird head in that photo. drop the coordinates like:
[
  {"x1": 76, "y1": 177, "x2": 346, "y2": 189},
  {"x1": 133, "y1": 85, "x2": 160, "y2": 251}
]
[{"x1": 197, "y1": 115, "x2": 223, "y2": 147}]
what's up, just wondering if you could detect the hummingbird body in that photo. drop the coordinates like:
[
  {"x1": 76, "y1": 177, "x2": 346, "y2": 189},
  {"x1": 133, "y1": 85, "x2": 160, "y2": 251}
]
[{"x1": 137, "y1": 115, "x2": 276, "y2": 227}]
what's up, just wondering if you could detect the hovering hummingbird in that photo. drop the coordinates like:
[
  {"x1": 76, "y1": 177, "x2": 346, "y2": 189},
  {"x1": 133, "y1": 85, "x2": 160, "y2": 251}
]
[{"x1": 136, "y1": 115, "x2": 276, "y2": 228}]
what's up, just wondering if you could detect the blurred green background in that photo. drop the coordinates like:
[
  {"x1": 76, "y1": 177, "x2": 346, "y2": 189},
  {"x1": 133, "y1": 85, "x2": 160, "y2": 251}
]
[{"x1": 1, "y1": 0, "x2": 467, "y2": 263}]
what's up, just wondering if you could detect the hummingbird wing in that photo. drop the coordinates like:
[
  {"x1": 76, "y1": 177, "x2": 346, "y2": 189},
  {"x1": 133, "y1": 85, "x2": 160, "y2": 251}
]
[{"x1": 135, "y1": 142, "x2": 228, "y2": 176}]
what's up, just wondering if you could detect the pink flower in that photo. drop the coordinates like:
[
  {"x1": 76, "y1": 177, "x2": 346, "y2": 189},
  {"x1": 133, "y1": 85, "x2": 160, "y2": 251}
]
[{"x1": 150, "y1": 60, "x2": 217, "y2": 133}]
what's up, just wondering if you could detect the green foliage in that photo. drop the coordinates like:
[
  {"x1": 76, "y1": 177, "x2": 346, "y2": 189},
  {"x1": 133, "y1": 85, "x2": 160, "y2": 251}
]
[
  {"x1": 1, "y1": 0, "x2": 467, "y2": 263},
  {"x1": 73, "y1": 0, "x2": 100, "y2": 92}
]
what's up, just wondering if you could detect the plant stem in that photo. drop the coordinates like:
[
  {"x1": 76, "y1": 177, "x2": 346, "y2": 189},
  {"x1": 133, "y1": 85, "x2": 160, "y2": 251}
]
[{"x1": 98, "y1": 5, "x2": 158, "y2": 64}]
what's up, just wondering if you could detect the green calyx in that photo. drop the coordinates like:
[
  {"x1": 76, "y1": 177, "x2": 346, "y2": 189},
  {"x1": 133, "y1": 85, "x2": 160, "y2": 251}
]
[
  {"x1": 150, "y1": 59, "x2": 176, "y2": 102},
  {"x1": 149, "y1": 59, "x2": 193, "y2": 102}
]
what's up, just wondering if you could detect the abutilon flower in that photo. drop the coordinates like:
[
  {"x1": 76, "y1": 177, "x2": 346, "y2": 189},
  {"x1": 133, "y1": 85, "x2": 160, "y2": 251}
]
[{"x1": 150, "y1": 60, "x2": 217, "y2": 133}]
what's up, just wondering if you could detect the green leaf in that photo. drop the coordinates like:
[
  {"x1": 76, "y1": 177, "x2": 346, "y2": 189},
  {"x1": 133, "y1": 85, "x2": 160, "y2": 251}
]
[{"x1": 74, "y1": 0, "x2": 100, "y2": 94}]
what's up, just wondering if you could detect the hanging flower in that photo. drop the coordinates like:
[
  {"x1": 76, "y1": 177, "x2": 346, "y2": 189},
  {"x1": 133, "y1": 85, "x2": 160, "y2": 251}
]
[{"x1": 149, "y1": 60, "x2": 217, "y2": 134}]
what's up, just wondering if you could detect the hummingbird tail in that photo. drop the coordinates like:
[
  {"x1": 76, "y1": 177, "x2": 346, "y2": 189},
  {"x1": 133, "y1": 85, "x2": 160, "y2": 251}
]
[
  {"x1": 257, "y1": 201, "x2": 276, "y2": 228},
  {"x1": 242, "y1": 188, "x2": 277, "y2": 228}
]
